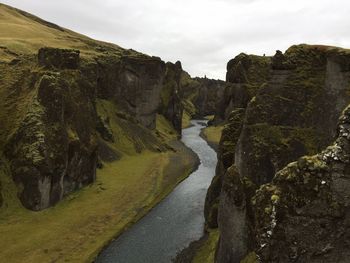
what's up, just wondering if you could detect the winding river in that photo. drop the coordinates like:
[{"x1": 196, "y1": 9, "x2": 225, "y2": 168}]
[{"x1": 96, "y1": 120, "x2": 217, "y2": 263}]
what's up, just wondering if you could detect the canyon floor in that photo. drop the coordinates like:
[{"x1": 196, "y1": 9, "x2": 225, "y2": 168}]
[{"x1": 0, "y1": 129, "x2": 198, "y2": 263}]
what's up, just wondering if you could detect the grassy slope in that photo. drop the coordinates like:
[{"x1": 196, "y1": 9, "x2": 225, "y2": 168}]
[
  {"x1": 0, "y1": 3, "x2": 124, "y2": 61},
  {"x1": 200, "y1": 125, "x2": 224, "y2": 151},
  {"x1": 0, "y1": 4, "x2": 198, "y2": 262},
  {"x1": 192, "y1": 229, "x2": 220, "y2": 263}
]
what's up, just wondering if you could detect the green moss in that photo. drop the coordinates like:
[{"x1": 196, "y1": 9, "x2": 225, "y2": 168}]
[
  {"x1": 201, "y1": 125, "x2": 224, "y2": 149},
  {"x1": 160, "y1": 79, "x2": 176, "y2": 109},
  {"x1": 271, "y1": 194, "x2": 280, "y2": 203},
  {"x1": 182, "y1": 110, "x2": 192, "y2": 129},
  {"x1": 96, "y1": 99, "x2": 140, "y2": 155},
  {"x1": 192, "y1": 229, "x2": 220, "y2": 263},
  {"x1": 240, "y1": 252, "x2": 259, "y2": 263},
  {"x1": 155, "y1": 114, "x2": 177, "y2": 140},
  {"x1": 0, "y1": 157, "x2": 22, "y2": 213}
]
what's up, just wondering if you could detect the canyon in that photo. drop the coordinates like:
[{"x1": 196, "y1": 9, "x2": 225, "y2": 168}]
[{"x1": 1, "y1": 3, "x2": 350, "y2": 263}]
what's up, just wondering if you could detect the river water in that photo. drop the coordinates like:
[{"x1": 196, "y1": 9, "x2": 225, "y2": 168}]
[{"x1": 96, "y1": 120, "x2": 217, "y2": 263}]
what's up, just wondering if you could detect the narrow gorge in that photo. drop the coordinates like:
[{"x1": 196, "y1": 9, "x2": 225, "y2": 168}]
[{"x1": 1, "y1": 2, "x2": 350, "y2": 263}]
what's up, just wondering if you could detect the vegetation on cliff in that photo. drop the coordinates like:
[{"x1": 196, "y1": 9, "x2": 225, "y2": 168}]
[
  {"x1": 205, "y1": 45, "x2": 350, "y2": 263},
  {"x1": 0, "y1": 3, "x2": 202, "y2": 262}
]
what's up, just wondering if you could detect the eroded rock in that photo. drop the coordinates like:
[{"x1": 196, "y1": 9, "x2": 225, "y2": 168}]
[
  {"x1": 250, "y1": 104, "x2": 350, "y2": 262},
  {"x1": 38, "y1": 47, "x2": 80, "y2": 69},
  {"x1": 5, "y1": 72, "x2": 97, "y2": 210},
  {"x1": 210, "y1": 45, "x2": 350, "y2": 262}
]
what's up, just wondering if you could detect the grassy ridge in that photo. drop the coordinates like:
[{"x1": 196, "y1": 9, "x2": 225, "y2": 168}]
[{"x1": 0, "y1": 3, "x2": 124, "y2": 61}]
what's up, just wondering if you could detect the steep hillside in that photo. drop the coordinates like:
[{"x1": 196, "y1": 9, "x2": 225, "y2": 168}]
[
  {"x1": 0, "y1": 3, "x2": 202, "y2": 262},
  {"x1": 0, "y1": 3, "x2": 187, "y2": 211},
  {"x1": 203, "y1": 44, "x2": 350, "y2": 262}
]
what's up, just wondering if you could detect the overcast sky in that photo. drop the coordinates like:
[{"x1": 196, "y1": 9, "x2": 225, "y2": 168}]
[{"x1": 2, "y1": 0, "x2": 350, "y2": 79}]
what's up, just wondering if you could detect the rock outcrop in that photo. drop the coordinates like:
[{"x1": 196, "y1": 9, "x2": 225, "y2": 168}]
[
  {"x1": 159, "y1": 61, "x2": 184, "y2": 134},
  {"x1": 205, "y1": 53, "x2": 271, "y2": 227},
  {"x1": 96, "y1": 53, "x2": 166, "y2": 130},
  {"x1": 5, "y1": 68, "x2": 98, "y2": 210},
  {"x1": 0, "y1": 42, "x2": 170, "y2": 210},
  {"x1": 245, "y1": 104, "x2": 350, "y2": 262},
  {"x1": 193, "y1": 77, "x2": 227, "y2": 117},
  {"x1": 213, "y1": 53, "x2": 271, "y2": 124},
  {"x1": 38, "y1": 47, "x2": 80, "y2": 70},
  {"x1": 204, "y1": 45, "x2": 350, "y2": 262},
  {"x1": 181, "y1": 73, "x2": 227, "y2": 119}
]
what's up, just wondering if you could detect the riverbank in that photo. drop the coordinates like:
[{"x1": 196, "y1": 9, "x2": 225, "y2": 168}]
[
  {"x1": 200, "y1": 125, "x2": 224, "y2": 151},
  {"x1": 199, "y1": 121, "x2": 224, "y2": 152},
  {"x1": 0, "y1": 141, "x2": 198, "y2": 263}
]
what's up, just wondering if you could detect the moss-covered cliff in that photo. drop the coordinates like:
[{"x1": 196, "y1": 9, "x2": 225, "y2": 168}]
[
  {"x1": 204, "y1": 44, "x2": 350, "y2": 263},
  {"x1": 0, "y1": 3, "x2": 189, "y2": 211}
]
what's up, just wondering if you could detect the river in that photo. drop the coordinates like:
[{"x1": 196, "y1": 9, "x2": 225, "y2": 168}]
[{"x1": 96, "y1": 120, "x2": 217, "y2": 263}]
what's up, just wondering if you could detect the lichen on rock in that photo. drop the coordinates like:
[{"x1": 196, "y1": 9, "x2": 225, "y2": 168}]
[{"x1": 209, "y1": 45, "x2": 350, "y2": 263}]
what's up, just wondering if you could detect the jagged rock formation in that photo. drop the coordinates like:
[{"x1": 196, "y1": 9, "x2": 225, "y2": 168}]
[
  {"x1": 244, "y1": 104, "x2": 350, "y2": 262},
  {"x1": 193, "y1": 77, "x2": 227, "y2": 117},
  {"x1": 212, "y1": 53, "x2": 271, "y2": 124},
  {"x1": 0, "y1": 4, "x2": 183, "y2": 211},
  {"x1": 181, "y1": 73, "x2": 227, "y2": 119},
  {"x1": 204, "y1": 45, "x2": 350, "y2": 262},
  {"x1": 159, "y1": 61, "x2": 184, "y2": 134},
  {"x1": 96, "y1": 53, "x2": 166, "y2": 129},
  {"x1": 205, "y1": 53, "x2": 271, "y2": 227},
  {"x1": 0, "y1": 46, "x2": 168, "y2": 210}
]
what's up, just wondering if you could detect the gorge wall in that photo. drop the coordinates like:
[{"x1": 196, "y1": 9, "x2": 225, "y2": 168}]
[
  {"x1": 0, "y1": 3, "x2": 229, "y2": 211},
  {"x1": 0, "y1": 4, "x2": 189, "y2": 211},
  {"x1": 204, "y1": 44, "x2": 350, "y2": 262},
  {"x1": 1, "y1": 46, "x2": 171, "y2": 210}
]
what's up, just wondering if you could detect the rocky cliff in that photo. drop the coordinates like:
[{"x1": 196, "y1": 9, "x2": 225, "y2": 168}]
[
  {"x1": 181, "y1": 73, "x2": 227, "y2": 120},
  {"x1": 204, "y1": 44, "x2": 350, "y2": 262},
  {"x1": 0, "y1": 4, "x2": 184, "y2": 211},
  {"x1": 193, "y1": 77, "x2": 227, "y2": 118},
  {"x1": 159, "y1": 61, "x2": 184, "y2": 134},
  {"x1": 205, "y1": 52, "x2": 271, "y2": 227}
]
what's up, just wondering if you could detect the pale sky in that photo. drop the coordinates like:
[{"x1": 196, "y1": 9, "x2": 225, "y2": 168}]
[{"x1": 2, "y1": 0, "x2": 350, "y2": 79}]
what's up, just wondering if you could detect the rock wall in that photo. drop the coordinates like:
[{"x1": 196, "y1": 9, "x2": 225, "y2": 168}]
[
  {"x1": 181, "y1": 73, "x2": 227, "y2": 119},
  {"x1": 204, "y1": 45, "x2": 350, "y2": 262},
  {"x1": 0, "y1": 47, "x2": 169, "y2": 211},
  {"x1": 204, "y1": 53, "x2": 271, "y2": 227},
  {"x1": 96, "y1": 52, "x2": 166, "y2": 129},
  {"x1": 247, "y1": 104, "x2": 350, "y2": 262},
  {"x1": 213, "y1": 53, "x2": 271, "y2": 124},
  {"x1": 193, "y1": 77, "x2": 227, "y2": 117},
  {"x1": 159, "y1": 61, "x2": 184, "y2": 135}
]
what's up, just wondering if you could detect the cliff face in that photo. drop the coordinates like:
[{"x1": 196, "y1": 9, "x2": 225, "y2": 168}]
[
  {"x1": 0, "y1": 4, "x2": 182, "y2": 211},
  {"x1": 180, "y1": 73, "x2": 227, "y2": 119},
  {"x1": 96, "y1": 53, "x2": 166, "y2": 129},
  {"x1": 249, "y1": 105, "x2": 350, "y2": 262},
  {"x1": 204, "y1": 45, "x2": 350, "y2": 262},
  {"x1": 213, "y1": 53, "x2": 271, "y2": 124},
  {"x1": 0, "y1": 47, "x2": 168, "y2": 211},
  {"x1": 193, "y1": 77, "x2": 227, "y2": 117},
  {"x1": 205, "y1": 53, "x2": 271, "y2": 227},
  {"x1": 159, "y1": 61, "x2": 184, "y2": 134}
]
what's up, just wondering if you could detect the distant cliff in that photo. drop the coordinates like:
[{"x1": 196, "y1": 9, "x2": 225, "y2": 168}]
[{"x1": 204, "y1": 44, "x2": 350, "y2": 262}]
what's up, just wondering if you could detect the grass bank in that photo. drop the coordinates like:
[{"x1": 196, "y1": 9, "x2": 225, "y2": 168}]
[
  {"x1": 200, "y1": 125, "x2": 224, "y2": 151},
  {"x1": 0, "y1": 143, "x2": 198, "y2": 263}
]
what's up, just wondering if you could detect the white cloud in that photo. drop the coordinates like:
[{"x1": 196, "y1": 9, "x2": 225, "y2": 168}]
[{"x1": 2, "y1": 0, "x2": 350, "y2": 79}]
